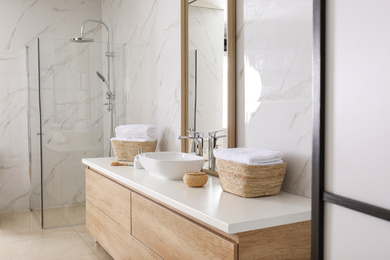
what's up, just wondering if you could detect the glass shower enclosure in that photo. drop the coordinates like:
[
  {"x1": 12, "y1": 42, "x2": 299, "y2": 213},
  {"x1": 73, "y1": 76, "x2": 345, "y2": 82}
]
[{"x1": 26, "y1": 37, "x2": 125, "y2": 229}]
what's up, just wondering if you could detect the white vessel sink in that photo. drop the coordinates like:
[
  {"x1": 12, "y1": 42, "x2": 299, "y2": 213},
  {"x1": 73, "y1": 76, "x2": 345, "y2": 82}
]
[{"x1": 138, "y1": 152, "x2": 204, "y2": 180}]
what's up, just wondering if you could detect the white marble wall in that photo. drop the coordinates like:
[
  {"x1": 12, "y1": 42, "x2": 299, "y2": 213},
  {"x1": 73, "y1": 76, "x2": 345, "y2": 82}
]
[
  {"x1": 102, "y1": 0, "x2": 181, "y2": 152},
  {"x1": 236, "y1": 0, "x2": 313, "y2": 197},
  {"x1": 0, "y1": 0, "x2": 101, "y2": 212}
]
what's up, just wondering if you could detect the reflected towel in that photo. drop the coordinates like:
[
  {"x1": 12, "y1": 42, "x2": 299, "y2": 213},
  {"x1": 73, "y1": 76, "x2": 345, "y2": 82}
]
[
  {"x1": 111, "y1": 137, "x2": 157, "y2": 143},
  {"x1": 115, "y1": 124, "x2": 156, "y2": 139},
  {"x1": 213, "y1": 148, "x2": 283, "y2": 166}
]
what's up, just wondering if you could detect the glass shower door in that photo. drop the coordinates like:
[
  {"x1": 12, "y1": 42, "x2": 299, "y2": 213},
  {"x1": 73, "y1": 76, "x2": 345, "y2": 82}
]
[{"x1": 27, "y1": 37, "x2": 125, "y2": 229}]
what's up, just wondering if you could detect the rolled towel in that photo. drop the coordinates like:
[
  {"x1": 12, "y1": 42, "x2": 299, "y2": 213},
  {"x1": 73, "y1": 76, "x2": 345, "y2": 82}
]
[
  {"x1": 111, "y1": 137, "x2": 157, "y2": 142},
  {"x1": 213, "y1": 148, "x2": 283, "y2": 166},
  {"x1": 115, "y1": 124, "x2": 156, "y2": 140}
]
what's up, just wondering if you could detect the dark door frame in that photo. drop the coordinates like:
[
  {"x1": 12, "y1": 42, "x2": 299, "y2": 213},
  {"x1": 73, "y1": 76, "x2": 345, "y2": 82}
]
[
  {"x1": 311, "y1": 0, "x2": 325, "y2": 259},
  {"x1": 311, "y1": 1, "x2": 390, "y2": 259}
]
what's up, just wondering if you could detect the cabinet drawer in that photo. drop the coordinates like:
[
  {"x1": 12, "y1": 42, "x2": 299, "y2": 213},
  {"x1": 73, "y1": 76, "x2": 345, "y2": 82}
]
[
  {"x1": 132, "y1": 193, "x2": 237, "y2": 260},
  {"x1": 86, "y1": 168, "x2": 131, "y2": 232},
  {"x1": 86, "y1": 201, "x2": 161, "y2": 260}
]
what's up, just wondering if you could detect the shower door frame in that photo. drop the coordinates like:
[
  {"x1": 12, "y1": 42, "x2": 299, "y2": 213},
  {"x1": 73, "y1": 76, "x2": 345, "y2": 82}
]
[{"x1": 27, "y1": 37, "x2": 45, "y2": 228}]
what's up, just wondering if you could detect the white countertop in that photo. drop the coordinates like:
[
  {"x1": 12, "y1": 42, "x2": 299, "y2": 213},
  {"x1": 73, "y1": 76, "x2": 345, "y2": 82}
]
[{"x1": 82, "y1": 157, "x2": 311, "y2": 234}]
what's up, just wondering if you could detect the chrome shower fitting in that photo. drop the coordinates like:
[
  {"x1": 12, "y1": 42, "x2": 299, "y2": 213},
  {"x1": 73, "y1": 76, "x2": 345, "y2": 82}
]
[{"x1": 71, "y1": 19, "x2": 114, "y2": 156}]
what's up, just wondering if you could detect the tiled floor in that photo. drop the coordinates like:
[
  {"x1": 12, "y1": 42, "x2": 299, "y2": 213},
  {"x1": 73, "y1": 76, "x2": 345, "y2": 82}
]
[{"x1": 0, "y1": 211, "x2": 113, "y2": 260}]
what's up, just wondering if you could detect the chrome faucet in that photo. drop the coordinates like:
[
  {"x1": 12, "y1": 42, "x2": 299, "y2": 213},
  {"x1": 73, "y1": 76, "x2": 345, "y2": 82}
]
[
  {"x1": 208, "y1": 130, "x2": 226, "y2": 171},
  {"x1": 178, "y1": 131, "x2": 204, "y2": 157}
]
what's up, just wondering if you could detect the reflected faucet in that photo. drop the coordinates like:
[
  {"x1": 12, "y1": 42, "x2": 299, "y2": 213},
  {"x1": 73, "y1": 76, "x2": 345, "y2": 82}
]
[
  {"x1": 178, "y1": 131, "x2": 204, "y2": 157},
  {"x1": 208, "y1": 130, "x2": 226, "y2": 171}
]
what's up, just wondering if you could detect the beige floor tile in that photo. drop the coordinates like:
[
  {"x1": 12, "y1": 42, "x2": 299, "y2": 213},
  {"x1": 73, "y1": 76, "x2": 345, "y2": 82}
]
[
  {"x1": 54, "y1": 253, "x2": 99, "y2": 260},
  {"x1": 72, "y1": 224, "x2": 87, "y2": 233},
  {"x1": 0, "y1": 244, "x2": 10, "y2": 260},
  {"x1": 74, "y1": 226, "x2": 113, "y2": 260},
  {"x1": 95, "y1": 250, "x2": 114, "y2": 260},
  {"x1": 6, "y1": 233, "x2": 94, "y2": 260},
  {"x1": 0, "y1": 211, "x2": 112, "y2": 260},
  {"x1": 0, "y1": 211, "x2": 43, "y2": 242},
  {"x1": 76, "y1": 230, "x2": 113, "y2": 259},
  {"x1": 6, "y1": 238, "x2": 45, "y2": 260},
  {"x1": 0, "y1": 211, "x2": 76, "y2": 242},
  {"x1": 40, "y1": 226, "x2": 76, "y2": 239},
  {"x1": 0, "y1": 223, "x2": 6, "y2": 244}
]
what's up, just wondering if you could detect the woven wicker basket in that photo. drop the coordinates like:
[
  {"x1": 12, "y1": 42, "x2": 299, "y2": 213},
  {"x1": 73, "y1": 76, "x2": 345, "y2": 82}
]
[
  {"x1": 183, "y1": 171, "x2": 208, "y2": 187},
  {"x1": 216, "y1": 159, "x2": 287, "y2": 198},
  {"x1": 111, "y1": 139, "x2": 157, "y2": 162}
]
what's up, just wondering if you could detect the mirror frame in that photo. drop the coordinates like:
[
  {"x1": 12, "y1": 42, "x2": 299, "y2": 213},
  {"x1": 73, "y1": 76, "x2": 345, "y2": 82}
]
[
  {"x1": 312, "y1": 0, "x2": 325, "y2": 258},
  {"x1": 180, "y1": 0, "x2": 236, "y2": 153}
]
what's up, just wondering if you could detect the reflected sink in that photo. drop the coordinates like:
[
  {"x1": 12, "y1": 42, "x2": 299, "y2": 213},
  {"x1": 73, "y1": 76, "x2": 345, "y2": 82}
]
[{"x1": 138, "y1": 152, "x2": 205, "y2": 180}]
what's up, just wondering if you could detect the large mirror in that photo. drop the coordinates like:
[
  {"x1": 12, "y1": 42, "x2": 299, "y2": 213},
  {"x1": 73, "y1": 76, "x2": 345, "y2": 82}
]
[{"x1": 181, "y1": 0, "x2": 236, "y2": 171}]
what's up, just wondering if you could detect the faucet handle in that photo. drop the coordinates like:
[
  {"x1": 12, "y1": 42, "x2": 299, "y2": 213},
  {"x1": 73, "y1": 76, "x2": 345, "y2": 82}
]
[
  {"x1": 209, "y1": 130, "x2": 225, "y2": 138},
  {"x1": 194, "y1": 131, "x2": 204, "y2": 138}
]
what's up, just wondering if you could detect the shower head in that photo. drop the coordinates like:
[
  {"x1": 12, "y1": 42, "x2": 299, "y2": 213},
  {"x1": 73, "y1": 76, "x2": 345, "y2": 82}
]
[
  {"x1": 96, "y1": 71, "x2": 111, "y2": 93},
  {"x1": 96, "y1": 71, "x2": 106, "y2": 82},
  {"x1": 70, "y1": 37, "x2": 94, "y2": 43}
]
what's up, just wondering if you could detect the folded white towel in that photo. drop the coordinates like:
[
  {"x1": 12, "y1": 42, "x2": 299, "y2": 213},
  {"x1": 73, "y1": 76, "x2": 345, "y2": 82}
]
[
  {"x1": 213, "y1": 148, "x2": 283, "y2": 166},
  {"x1": 115, "y1": 124, "x2": 156, "y2": 139},
  {"x1": 111, "y1": 137, "x2": 157, "y2": 142}
]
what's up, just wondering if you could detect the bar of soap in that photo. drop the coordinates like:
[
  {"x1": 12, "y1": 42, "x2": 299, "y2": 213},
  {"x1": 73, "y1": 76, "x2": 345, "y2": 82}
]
[{"x1": 183, "y1": 171, "x2": 208, "y2": 187}]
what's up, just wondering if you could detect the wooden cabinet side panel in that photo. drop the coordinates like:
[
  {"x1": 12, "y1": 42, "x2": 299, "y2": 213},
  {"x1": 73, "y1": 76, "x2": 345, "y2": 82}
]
[
  {"x1": 86, "y1": 168, "x2": 131, "y2": 232},
  {"x1": 131, "y1": 192, "x2": 237, "y2": 260},
  {"x1": 239, "y1": 220, "x2": 311, "y2": 260},
  {"x1": 86, "y1": 201, "x2": 161, "y2": 260}
]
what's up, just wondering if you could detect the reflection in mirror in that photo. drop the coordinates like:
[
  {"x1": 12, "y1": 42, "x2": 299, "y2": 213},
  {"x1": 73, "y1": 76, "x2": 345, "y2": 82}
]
[
  {"x1": 182, "y1": 0, "x2": 235, "y2": 173},
  {"x1": 188, "y1": 0, "x2": 226, "y2": 144}
]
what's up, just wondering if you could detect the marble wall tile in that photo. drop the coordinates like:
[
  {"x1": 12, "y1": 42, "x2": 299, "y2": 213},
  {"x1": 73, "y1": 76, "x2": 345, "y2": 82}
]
[
  {"x1": 0, "y1": 50, "x2": 30, "y2": 212},
  {"x1": 236, "y1": 0, "x2": 313, "y2": 197}
]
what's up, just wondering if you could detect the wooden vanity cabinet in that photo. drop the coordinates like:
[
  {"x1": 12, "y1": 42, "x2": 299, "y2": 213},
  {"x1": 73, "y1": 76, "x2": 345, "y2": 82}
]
[
  {"x1": 85, "y1": 167, "x2": 310, "y2": 260},
  {"x1": 86, "y1": 201, "x2": 161, "y2": 260},
  {"x1": 86, "y1": 168, "x2": 160, "y2": 259}
]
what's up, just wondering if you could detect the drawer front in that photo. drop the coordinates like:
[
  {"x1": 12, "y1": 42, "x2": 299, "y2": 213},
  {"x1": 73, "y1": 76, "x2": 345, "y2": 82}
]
[
  {"x1": 132, "y1": 193, "x2": 237, "y2": 260},
  {"x1": 86, "y1": 168, "x2": 131, "y2": 232},
  {"x1": 86, "y1": 201, "x2": 161, "y2": 260},
  {"x1": 239, "y1": 221, "x2": 311, "y2": 260}
]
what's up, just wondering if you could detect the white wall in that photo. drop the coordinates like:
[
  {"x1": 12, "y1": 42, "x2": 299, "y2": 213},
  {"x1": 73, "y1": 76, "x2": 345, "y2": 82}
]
[
  {"x1": 236, "y1": 0, "x2": 313, "y2": 197},
  {"x1": 325, "y1": 0, "x2": 390, "y2": 258}
]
